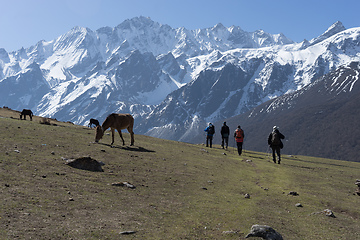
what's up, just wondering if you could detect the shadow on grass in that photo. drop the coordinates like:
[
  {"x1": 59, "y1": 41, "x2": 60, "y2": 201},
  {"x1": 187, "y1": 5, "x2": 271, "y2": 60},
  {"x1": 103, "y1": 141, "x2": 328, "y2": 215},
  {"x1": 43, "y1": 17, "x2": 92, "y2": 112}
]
[
  {"x1": 96, "y1": 142, "x2": 155, "y2": 153},
  {"x1": 245, "y1": 151, "x2": 267, "y2": 159}
]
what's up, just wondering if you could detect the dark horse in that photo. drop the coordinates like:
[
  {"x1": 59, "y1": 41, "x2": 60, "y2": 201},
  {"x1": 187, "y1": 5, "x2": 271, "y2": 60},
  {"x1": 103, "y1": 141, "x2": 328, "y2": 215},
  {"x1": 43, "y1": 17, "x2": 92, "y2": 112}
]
[
  {"x1": 88, "y1": 118, "x2": 100, "y2": 128},
  {"x1": 20, "y1": 109, "x2": 33, "y2": 120},
  {"x1": 95, "y1": 113, "x2": 134, "y2": 146}
]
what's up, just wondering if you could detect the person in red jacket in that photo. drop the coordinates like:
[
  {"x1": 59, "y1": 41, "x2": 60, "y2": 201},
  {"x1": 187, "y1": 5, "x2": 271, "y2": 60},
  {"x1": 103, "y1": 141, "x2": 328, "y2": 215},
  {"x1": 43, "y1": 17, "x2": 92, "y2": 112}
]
[{"x1": 234, "y1": 125, "x2": 244, "y2": 156}]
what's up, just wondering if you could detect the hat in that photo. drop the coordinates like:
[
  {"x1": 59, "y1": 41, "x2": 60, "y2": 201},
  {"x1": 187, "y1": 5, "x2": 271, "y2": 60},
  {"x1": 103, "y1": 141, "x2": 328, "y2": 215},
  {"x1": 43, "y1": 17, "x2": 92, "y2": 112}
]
[{"x1": 273, "y1": 126, "x2": 278, "y2": 130}]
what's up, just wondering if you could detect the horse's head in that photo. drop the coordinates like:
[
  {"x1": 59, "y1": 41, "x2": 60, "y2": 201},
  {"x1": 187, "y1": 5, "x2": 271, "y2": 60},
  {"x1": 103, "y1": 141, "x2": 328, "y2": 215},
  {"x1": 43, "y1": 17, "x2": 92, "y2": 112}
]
[{"x1": 94, "y1": 126, "x2": 104, "y2": 143}]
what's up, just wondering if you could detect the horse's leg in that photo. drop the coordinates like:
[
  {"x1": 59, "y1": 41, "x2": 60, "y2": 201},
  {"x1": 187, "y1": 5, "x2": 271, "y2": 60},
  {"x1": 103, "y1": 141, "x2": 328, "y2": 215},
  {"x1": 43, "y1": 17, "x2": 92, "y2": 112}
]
[
  {"x1": 30, "y1": 114, "x2": 32, "y2": 121},
  {"x1": 127, "y1": 126, "x2": 134, "y2": 146},
  {"x1": 110, "y1": 128, "x2": 115, "y2": 145},
  {"x1": 117, "y1": 129, "x2": 125, "y2": 145}
]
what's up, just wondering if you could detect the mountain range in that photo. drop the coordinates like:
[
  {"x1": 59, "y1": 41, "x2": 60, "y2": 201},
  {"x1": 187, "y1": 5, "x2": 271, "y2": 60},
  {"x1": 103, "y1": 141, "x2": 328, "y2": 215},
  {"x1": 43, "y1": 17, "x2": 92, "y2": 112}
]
[{"x1": 0, "y1": 17, "x2": 359, "y2": 161}]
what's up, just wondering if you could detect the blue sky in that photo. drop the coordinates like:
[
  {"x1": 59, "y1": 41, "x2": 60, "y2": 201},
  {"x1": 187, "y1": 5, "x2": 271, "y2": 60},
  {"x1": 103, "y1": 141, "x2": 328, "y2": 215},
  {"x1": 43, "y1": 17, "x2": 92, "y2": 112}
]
[{"x1": 0, "y1": 0, "x2": 359, "y2": 52}]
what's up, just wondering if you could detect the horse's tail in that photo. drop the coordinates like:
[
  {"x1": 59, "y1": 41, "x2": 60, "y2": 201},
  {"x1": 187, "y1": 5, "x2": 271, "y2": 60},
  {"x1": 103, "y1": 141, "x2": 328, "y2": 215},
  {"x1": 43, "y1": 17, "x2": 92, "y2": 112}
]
[{"x1": 128, "y1": 114, "x2": 134, "y2": 127}]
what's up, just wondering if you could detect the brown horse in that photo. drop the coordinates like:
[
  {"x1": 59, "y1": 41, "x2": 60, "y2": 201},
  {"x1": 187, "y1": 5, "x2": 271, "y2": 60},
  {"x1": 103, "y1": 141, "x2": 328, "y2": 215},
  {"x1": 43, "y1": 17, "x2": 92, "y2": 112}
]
[
  {"x1": 88, "y1": 118, "x2": 99, "y2": 128},
  {"x1": 95, "y1": 113, "x2": 134, "y2": 146},
  {"x1": 20, "y1": 109, "x2": 33, "y2": 120}
]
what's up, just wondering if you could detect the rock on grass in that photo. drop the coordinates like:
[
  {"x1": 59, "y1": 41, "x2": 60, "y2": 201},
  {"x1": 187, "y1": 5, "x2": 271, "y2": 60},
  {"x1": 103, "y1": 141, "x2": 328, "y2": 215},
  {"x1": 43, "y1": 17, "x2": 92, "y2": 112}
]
[{"x1": 65, "y1": 157, "x2": 104, "y2": 172}]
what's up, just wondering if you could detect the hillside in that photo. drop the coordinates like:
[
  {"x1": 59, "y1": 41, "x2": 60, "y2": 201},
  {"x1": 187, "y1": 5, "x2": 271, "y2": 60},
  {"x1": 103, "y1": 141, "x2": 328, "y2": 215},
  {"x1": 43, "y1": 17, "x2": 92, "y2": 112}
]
[
  {"x1": 216, "y1": 61, "x2": 360, "y2": 162},
  {"x1": 0, "y1": 107, "x2": 359, "y2": 239}
]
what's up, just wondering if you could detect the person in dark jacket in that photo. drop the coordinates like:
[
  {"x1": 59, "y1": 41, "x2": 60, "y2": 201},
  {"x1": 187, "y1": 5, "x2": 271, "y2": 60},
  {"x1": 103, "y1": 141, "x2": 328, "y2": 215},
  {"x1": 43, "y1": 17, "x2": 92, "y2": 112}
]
[
  {"x1": 268, "y1": 126, "x2": 285, "y2": 164},
  {"x1": 234, "y1": 125, "x2": 244, "y2": 156},
  {"x1": 204, "y1": 123, "x2": 215, "y2": 148},
  {"x1": 220, "y1": 122, "x2": 230, "y2": 149}
]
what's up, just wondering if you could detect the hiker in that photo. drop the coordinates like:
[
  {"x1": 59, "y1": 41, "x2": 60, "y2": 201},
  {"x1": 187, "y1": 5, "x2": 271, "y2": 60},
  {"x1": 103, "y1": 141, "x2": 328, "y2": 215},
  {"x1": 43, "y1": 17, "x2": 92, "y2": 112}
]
[
  {"x1": 234, "y1": 125, "x2": 244, "y2": 155},
  {"x1": 220, "y1": 122, "x2": 230, "y2": 149},
  {"x1": 204, "y1": 123, "x2": 215, "y2": 148},
  {"x1": 268, "y1": 126, "x2": 285, "y2": 164}
]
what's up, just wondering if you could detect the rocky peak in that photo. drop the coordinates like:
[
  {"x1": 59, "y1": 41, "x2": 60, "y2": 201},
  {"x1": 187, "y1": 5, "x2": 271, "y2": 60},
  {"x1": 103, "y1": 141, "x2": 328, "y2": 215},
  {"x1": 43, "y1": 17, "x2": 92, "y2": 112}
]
[{"x1": 310, "y1": 21, "x2": 346, "y2": 45}]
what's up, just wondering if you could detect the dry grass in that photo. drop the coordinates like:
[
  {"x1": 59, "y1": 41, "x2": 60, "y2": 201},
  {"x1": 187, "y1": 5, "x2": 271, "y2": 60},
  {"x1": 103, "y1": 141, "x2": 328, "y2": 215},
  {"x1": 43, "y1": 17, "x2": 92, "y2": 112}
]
[{"x1": 0, "y1": 107, "x2": 359, "y2": 239}]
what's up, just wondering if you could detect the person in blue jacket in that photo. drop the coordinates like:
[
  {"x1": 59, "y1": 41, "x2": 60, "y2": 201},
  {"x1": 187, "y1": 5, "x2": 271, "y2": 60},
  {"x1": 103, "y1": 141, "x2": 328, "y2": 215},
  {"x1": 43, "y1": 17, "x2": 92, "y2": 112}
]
[{"x1": 204, "y1": 123, "x2": 215, "y2": 148}]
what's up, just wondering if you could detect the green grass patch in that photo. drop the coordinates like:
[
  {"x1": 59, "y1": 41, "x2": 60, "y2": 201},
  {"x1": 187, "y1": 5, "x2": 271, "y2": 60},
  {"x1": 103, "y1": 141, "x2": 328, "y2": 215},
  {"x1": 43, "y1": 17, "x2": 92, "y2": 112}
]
[{"x1": 0, "y1": 108, "x2": 359, "y2": 239}]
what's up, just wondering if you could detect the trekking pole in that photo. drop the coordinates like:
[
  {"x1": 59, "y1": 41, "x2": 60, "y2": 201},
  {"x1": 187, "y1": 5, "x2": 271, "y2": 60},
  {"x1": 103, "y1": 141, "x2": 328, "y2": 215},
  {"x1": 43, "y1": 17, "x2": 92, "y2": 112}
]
[
  {"x1": 243, "y1": 141, "x2": 245, "y2": 155},
  {"x1": 233, "y1": 138, "x2": 235, "y2": 153},
  {"x1": 266, "y1": 145, "x2": 271, "y2": 161}
]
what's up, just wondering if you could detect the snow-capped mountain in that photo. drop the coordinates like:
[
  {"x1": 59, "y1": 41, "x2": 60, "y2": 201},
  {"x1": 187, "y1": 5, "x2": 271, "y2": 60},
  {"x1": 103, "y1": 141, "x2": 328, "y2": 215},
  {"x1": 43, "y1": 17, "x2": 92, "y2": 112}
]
[
  {"x1": 0, "y1": 17, "x2": 359, "y2": 146},
  {"x1": 0, "y1": 17, "x2": 292, "y2": 120},
  {"x1": 136, "y1": 21, "x2": 360, "y2": 142},
  {"x1": 220, "y1": 61, "x2": 360, "y2": 162}
]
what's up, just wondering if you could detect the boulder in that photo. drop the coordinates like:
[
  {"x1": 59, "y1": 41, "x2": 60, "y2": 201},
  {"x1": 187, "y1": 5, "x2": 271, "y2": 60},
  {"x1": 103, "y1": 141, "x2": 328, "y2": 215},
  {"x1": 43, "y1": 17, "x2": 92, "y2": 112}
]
[
  {"x1": 355, "y1": 180, "x2": 360, "y2": 195},
  {"x1": 245, "y1": 224, "x2": 283, "y2": 240},
  {"x1": 111, "y1": 182, "x2": 136, "y2": 189},
  {"x1": 119, "y1": 231, "x2": 136, "y2": 235},
  {"x1": 355, "y1": 179, "x2": 360, "y2": 186},
  {"x1": 323, "y1": 209, "x2": 336, "y2": 218},
  {"x1": 311, "y1": 209, "x2": 336, "y2": 218},
  {"x1": 288, "y1": 191, "x2": 299, "y2": 196},
  {"x1": 65, "y1": 157, "x2": 104, "y2": 172}
]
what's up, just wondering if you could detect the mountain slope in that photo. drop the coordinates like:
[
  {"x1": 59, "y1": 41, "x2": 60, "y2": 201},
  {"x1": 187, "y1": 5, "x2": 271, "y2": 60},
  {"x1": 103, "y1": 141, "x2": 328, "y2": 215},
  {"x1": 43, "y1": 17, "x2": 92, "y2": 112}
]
[
  {"x1": 220, "y1": 61, "x2": 360, "y2": 162},
  {"x1": 0, "y1": 62, "x2": 50, "y2": 110},
  {"x1": 0, "y1": 109, "x2": 360, "y2": 239}
]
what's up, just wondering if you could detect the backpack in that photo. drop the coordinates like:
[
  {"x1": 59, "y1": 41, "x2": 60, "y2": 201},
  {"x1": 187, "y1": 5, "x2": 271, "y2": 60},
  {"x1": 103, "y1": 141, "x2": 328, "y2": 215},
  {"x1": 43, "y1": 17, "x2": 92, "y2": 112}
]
[
  {"x1": 221, "y1": 125, "x2": 229, "y2": 137},
  {"x1": 271, "y1": 131, "x2": 281, "y2": 145},
  {"x1": 208, "y1": 125, "x2": 215, "y2": 135},
  {"x1": 235, "y1": 129, "x2": 243, "y2": 139}
]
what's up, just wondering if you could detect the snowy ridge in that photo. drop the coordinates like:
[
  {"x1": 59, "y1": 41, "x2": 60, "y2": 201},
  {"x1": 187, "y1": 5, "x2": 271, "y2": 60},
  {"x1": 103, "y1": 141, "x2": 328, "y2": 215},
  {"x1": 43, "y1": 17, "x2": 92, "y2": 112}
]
[{"x1": 250, "y1": 61, "x2": 360, "y2": 118}]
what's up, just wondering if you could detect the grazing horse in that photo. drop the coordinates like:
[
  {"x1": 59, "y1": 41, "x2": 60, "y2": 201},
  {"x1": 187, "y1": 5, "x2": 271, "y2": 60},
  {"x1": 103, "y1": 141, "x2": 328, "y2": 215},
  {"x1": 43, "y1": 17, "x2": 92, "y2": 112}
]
[
  {"x1": 95, "y1": 113, "x2": 134, "y2": 146},
  {"x1": 88, "y1": 118, "x2": 99, "y2": 128},
  {"x1": 20, "y1": 109, "x2": 33, "y2": 120}
]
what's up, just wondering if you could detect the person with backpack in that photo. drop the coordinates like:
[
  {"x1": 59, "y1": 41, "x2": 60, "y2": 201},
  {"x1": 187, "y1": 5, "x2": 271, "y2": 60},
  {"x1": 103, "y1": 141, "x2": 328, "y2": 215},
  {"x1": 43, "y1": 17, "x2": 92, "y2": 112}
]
[
  {"x1": 204, "y1": 123, "x2": 215, "y2": 148},
  {"x1": 220, "y1": 122, "x2": 230, "y2": 149},
  {"x1": 234, "y1": 125, "x2": 244, "y2": 156},
  {"x1": 268, "y1": 126, "x2": 285, "y2": 164}
]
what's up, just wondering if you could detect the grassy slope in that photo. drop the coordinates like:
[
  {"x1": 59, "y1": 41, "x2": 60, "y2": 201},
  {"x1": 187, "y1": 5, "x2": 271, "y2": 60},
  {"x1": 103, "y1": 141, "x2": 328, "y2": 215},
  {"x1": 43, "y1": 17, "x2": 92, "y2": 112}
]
[{"x1": 0, "y1": 108, "x2": 359, "y2": 239}]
